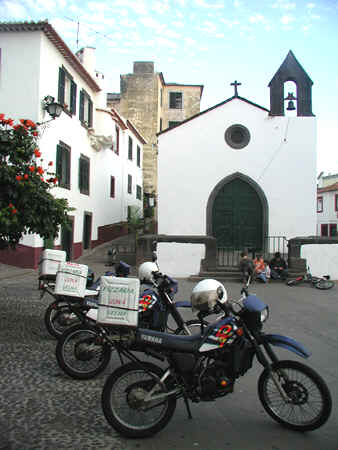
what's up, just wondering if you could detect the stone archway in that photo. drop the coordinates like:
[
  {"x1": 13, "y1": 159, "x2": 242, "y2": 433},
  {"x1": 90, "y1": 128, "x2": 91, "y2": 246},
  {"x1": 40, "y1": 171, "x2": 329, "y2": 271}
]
[{"x1": 206, "y1": 172, "x2": 269, "y2": 252}]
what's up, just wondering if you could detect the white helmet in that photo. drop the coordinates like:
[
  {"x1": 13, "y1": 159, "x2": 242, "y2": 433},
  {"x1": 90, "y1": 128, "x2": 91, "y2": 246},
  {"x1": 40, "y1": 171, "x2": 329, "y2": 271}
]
[
  {"x1": 191, "y1": 279, "x2": 227, "y2": 313},
  {"x1": 138, "y1": 261, "x2": 159, "y2": 283}
]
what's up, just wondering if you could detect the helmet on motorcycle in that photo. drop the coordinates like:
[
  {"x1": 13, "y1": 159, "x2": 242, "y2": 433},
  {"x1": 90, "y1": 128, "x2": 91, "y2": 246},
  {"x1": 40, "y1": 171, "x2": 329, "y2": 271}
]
[
  {"x1": 191, "y1": 279, "x2": 227, "y2": 313},
  {"x1": 138, "y1": 261, "x2": 159, "y2": 283}
]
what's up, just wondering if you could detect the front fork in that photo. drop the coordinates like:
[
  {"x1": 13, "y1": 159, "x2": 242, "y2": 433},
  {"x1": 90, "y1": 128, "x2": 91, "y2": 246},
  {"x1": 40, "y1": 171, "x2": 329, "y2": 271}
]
[{"x1": 251, "y1": 332, "x2": 291, "y2": 402}]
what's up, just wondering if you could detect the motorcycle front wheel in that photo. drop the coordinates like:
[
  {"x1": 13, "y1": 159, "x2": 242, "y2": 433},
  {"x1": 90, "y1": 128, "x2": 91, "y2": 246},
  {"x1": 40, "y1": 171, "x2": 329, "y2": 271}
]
[
  {"x1": 55, "y1": 324, "x2": 111, "y2": 379},
  {"x1": 44, "y1": 300, "x2": 82, "y2": 338},
  {"x1": 102, "y1": 361, "x2": 176, "y2": 438},
  {"x1": 258, "y1": 360, "x2": 332, "y2": 431}
]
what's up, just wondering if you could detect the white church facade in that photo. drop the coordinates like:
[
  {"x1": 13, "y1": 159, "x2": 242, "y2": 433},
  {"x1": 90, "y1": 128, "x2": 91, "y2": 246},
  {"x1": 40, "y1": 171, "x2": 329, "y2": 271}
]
[{"x1": 157, "y1": 51, "x2": 317, "y2": 277}]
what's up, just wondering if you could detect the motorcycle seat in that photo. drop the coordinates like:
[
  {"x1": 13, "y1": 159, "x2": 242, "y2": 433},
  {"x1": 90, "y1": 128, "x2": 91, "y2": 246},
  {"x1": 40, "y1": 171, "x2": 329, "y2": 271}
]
[{"x1": 136, "y1": 327, "x2": 203, "y2": 353}]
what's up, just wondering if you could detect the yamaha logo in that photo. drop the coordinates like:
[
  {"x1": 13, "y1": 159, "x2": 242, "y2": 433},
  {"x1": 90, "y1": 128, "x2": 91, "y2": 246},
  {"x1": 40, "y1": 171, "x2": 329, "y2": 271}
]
[{"x1": 141, "y1": 334, "x2": 163, "y2": 345}]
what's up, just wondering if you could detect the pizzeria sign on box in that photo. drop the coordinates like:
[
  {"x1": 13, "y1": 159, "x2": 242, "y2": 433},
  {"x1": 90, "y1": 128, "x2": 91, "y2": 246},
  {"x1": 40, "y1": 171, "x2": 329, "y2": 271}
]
[{"x1": 97, "y1": 277, "x2": 140, "y2": 327}]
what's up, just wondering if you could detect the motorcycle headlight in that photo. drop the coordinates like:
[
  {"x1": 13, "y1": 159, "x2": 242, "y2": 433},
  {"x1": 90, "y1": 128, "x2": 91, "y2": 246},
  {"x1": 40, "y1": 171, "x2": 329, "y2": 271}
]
[{"x1": 260, "y1": 307, "x2": 269, "y2": 323}]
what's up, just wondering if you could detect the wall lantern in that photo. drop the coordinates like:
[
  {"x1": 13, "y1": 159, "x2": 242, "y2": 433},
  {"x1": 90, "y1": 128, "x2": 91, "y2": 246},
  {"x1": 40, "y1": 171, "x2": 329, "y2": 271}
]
[{"x1": 37, "y1": 95, "x2": 63, "y2": 125}]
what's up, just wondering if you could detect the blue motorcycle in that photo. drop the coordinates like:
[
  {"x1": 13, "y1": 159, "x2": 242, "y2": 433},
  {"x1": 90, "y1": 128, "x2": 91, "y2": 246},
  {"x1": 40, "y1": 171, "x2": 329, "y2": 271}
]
[{"x1": 101, "y1": 274, "x2": 332, "y2": 437}]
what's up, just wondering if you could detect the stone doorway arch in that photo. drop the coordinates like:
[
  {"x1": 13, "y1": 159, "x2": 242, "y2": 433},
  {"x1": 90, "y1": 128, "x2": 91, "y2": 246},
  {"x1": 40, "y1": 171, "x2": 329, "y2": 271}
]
[{"x1": 206, "y1": 172, "x2": 269, "y2": 253}]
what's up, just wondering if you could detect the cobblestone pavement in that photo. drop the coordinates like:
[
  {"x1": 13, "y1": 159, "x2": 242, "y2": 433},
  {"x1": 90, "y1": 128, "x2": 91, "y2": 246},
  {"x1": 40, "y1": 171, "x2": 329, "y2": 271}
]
[{"x1": 0, "y1": 272, "x2": 128, "y2": 450}]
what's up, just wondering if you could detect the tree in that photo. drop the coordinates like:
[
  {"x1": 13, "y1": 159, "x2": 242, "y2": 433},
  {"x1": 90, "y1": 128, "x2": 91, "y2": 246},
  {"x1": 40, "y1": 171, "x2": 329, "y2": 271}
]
[
  {"x1": 0, "y1": 113, "x2": 70, "y2": 249},
  {"x1": 127, "y1": 206, "x2": 144, "y2": 248}
]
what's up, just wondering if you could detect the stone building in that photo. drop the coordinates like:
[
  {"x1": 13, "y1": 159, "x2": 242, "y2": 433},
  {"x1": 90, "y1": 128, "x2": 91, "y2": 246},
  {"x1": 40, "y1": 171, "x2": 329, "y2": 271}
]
[{"x1": 107, "y1": 62, "x2": 203, "y2": 228}]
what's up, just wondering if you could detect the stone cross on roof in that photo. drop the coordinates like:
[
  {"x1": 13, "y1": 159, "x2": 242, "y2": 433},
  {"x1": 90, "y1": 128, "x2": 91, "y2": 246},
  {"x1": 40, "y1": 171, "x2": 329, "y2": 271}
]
[{"x1": 230, "y1": 80, "x2": 241, "y2": 97}]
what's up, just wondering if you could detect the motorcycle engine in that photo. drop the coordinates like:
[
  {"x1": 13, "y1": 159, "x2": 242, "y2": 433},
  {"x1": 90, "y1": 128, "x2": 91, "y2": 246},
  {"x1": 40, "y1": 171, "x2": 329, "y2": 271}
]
[{"x1": 197, "y1": 360, "x2": 233, "y2": 400}]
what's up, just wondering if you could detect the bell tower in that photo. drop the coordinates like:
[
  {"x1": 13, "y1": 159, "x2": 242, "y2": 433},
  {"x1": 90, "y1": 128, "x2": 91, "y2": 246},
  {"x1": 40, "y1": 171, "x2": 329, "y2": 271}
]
[{"x1": 268, "y1": 50, "x2": 314, "y2": 117}]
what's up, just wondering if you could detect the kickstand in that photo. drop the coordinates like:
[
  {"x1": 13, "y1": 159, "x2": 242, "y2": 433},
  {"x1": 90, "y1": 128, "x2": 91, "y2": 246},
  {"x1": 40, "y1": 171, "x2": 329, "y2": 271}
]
[{"x1": 183, "y1": 395, "x2": 193, "y2": 419}]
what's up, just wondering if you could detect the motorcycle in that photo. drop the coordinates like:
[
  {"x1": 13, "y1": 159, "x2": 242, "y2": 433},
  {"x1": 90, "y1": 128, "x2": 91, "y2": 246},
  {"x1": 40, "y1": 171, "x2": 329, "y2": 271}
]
[
  {"x1": 40, "y1": 260, "x2": 130, "y2": 338},
  {"x1": 100, "y1": 274, "x2": 332, "y2": 438},
  {"x1": 55, "y1": 261, "x2": 207, "y2": 380}
]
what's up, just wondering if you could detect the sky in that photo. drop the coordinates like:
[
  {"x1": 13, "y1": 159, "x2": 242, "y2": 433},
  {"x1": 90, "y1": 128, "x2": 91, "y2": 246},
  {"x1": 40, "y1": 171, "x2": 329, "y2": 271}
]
[{"x1": 1, "y1": 0, "x2": 338, "y2": 175}]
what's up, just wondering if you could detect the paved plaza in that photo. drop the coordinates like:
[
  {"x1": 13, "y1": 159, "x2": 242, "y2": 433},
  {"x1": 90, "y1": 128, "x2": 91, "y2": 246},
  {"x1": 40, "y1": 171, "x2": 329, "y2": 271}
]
[{"x1": 0, "y1": 245, "x2": 337, "y2": 450}]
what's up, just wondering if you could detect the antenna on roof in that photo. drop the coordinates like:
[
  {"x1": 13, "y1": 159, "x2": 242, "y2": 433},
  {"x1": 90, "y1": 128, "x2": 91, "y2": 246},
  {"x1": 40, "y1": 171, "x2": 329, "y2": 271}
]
[{"x1": 76, "y1": 21, "x2": 80, "y2": 49}]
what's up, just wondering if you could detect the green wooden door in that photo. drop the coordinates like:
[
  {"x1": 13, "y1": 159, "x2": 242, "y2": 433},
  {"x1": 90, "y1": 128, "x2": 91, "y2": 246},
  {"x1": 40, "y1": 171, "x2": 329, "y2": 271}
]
[
  {"x1": 61, "y1": 217, "x2": 74, "y2": 260},
  {"x1": 212, "y1": 178, "x2": 263, "y2": 250}
]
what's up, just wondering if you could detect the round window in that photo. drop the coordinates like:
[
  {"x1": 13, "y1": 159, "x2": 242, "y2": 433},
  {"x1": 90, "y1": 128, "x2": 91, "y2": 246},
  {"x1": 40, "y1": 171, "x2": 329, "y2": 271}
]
[{"x1": 224, "y1": 124, "x2": 250, "y2": 149}]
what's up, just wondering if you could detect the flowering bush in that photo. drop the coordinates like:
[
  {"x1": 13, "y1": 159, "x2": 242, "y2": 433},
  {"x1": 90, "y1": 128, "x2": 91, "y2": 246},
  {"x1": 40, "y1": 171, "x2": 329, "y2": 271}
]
[{"x1": 0, "y1": 113, "x2": 70, "y2": 249}]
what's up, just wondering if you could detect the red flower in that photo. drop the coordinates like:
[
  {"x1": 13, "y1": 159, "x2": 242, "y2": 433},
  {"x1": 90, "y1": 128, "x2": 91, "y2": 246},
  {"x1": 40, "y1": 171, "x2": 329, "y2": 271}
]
[
  {"x1": 34, "y1": 149, "x2": 41, "y2": 158},
  {"x1": 0, "y1": 113, "x2": 5, "y2": 120},
  {"x1": 48, "y1": 161, "x2": 53, "y2": 166},
  {"x1": 37, "y1": 166, "x2": 44, "y2": 175},
  {"x1": 53, "y1": 177, "x2": 58, "y2": 184},
  {"x1": 32, "y1": 131, "x2": 38, "y2": 136},
  {"x1": 24, "y1": 174, "x2": 29, "y2": 180},
  {"x1": 11, "y1": 209, "x2": 18, "y2": 215},
  {"x1": 16, "y1": 175, "x2": 22, "y2": 181},
  {"x1": 26, "y1": 120, "x2": 36, "y2": 128},
  {"x1": 9, "y1": 203, "x2": 14, "y2": 209},
  {"x1": 6, "y1": 119, "x2": 14, "y2": 126},
  {"x1": 29, "y1": 166, "x2": 35, "y2": 172}
]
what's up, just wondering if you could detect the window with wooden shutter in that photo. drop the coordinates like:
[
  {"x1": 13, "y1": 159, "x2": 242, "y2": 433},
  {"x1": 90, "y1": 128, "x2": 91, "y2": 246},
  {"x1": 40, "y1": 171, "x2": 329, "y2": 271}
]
[
  {"x1": 110, "y1": 176, "x2": 115, "y2": 198},
  {"x1": 58, "y1": 67, "x2": 65, "y2": 105},
  {"x1": 58, "y1": 66, "x2": 77, "y2": 115},
  {"x1": 79, "y1": 89, "x2": 93, "y2": 128},
  {"x1": 79, "y1": 154, "x2": 90, "y2": 195},
  {"x1": 128, "y1": 136, "x2": 133, "y2": 160},
  {"x1": 169, "y1": 92, "x2": 183, "y2": 109},
  {"x1": 56, "y1": 142, "x2": 71, "y2": 189},
  {"x1": 137, "y1": 145, "x2": 141, "y2": 167},
  {"x1": 136, "y1": 185, "x2": 142, "y2": 200},
  {"x1": 128, "y1": 175, "x2": 132, "y2": 194},
  {"x1": 115, "y1": 126, "x2": 120, "y2": 155}
]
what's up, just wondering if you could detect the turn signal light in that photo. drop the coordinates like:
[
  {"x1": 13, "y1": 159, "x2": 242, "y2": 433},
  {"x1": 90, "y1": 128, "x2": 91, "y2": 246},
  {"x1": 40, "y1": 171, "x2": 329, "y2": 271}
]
[
  {"x1": 220, "y1": 380, "x2": 228, "y2": 387},
  {"x1": 236, "y1": 327, "x2": 244, "y2": 336}
]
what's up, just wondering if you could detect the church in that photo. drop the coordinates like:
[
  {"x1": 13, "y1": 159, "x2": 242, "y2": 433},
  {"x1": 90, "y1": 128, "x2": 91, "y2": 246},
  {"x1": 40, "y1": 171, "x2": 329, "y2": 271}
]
[{"x1": 156, "y1": 51, "x2": 317, "y2": 277}]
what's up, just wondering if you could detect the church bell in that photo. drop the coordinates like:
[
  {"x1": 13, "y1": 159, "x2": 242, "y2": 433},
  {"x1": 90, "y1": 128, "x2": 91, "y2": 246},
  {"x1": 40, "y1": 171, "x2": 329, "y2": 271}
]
[{"x1": 285, "y1": 92, "x2": 297, "y2": 111}]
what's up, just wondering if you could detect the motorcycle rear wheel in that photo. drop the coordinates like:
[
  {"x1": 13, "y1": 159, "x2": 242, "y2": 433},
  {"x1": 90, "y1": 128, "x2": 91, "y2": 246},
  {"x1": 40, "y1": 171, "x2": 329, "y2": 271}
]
[
  {"x1": 258, "y1": 360, "x2": 332, "y2": 431},
  {"x1": 102, "y1": 361, "x2": 176, "y2": 438},
  {"x1": 55, "y1": 324, "x2": 111, "y2": 379},
  {"x1": 314, "y1": 279, "x2": 334, "y2": 290},
  {"x1": 44, "y1": 300, "x2": 82, "y2": 339}
]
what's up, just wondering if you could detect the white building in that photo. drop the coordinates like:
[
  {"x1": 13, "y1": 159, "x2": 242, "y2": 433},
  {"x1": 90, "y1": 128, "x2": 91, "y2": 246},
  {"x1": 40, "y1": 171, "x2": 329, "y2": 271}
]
[
  {"x1": 0, "y1": 21, "x2": 145, "y2": 268},
  {"x1": 317, "y1": 178, "x2": 338, "y2": 237},
  {"x1": 157, "y1": 51, "x2": 317, "y2": 277}
]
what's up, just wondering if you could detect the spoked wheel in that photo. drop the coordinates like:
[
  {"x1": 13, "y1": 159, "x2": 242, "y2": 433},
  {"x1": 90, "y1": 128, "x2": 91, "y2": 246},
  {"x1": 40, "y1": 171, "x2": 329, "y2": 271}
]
[
  {"x1": 175, "y1": 319, "x2": 209, "y2": 335},
  {"x1": 258, "y1": 360, "x2": 332, "y2": 431},
  {"x1": 44, "y1": 301, "x2": 82, "y2": 338},
  {"x1": 314, "y1": 279, "x2": 334, "y2": 290},
  {"x1": 102, "y1": 361, "x2": 177, "y2": 438},
  {"x1": 56, "y1": 324, "x2": 111, "y2": 379}
]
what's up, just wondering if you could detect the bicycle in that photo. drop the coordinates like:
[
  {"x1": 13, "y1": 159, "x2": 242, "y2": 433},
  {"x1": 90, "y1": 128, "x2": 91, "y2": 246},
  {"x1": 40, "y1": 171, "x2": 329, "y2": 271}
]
[{"x1": 286, "y1": 267, "x2": 334, "y2": 290}]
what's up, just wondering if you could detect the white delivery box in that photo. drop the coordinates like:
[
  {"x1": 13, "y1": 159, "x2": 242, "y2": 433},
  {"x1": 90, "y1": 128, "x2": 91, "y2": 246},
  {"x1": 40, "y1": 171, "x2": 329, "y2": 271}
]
[
  {"x1": 97, "y1": 276, "x2": 140, "y2": 327},
  {"x1": 39, "y1": 249, "x2": 67, "y2": 279},
  {"x1": 54, "y1": 262, "x2": 88, "y2": 298}
]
